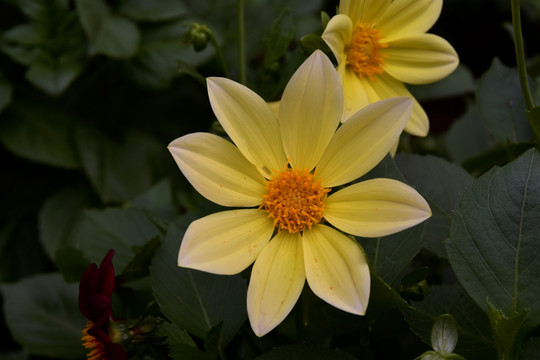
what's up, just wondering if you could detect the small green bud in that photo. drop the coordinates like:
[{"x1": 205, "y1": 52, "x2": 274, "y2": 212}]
[
  {"x1": 189, "y1": 23, "x2": 210, "y2": 52},
  {"x1": 109, "y1": 320, "x2": 130, "y2": 343}
]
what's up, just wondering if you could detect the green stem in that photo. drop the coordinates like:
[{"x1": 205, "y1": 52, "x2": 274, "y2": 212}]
[
  {"x1": 218, "y1": 344, "x2": 227, "y2": 360},
  {"x1": 511, "y1": 0, "x2": 535, "y2": 110},
  {"x1": 237, "y1": 0, "x2": 247, "y2": 85},
  {"x1": 208, "y1": 32, "x2": 230, "y2": 78}
]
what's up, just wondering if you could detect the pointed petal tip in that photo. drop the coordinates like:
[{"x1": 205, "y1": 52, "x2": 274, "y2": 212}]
[
  {"x1": 306, "y1": 48, "x2": 335, "y2": 70},
  {"x1": 388, "y1": 96, "x2": 414, "y2": 110},
  {"x1": 251, "y1": 324, "x2": 270, "y2": 337},
  {"x1": 206, "y1": 76, "x2": 229, "y2": 93}
]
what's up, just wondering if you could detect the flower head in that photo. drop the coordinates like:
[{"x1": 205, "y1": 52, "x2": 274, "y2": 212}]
[
  {"x1": 322, "y1": 0, "x2": 459, "y2": 136},
  {"x1": 79, "y1": 250, "x2": 127, "y2": 360},
  {"x1": 168, "y1": 50, "x2": 431, "y2": 336}
]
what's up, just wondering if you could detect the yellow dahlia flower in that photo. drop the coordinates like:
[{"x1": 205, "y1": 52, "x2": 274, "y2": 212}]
[
  {"x1": 168, "y1": 51, "x2": 431, "y2": 337},
  {"x1": 322, "y1": 0, "x2": 459, "y2": 136}
]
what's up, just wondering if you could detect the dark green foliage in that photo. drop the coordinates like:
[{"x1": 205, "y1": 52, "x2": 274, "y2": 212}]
[{"x1": 1, "y1": 0, "x2": 540, "y2": 359}]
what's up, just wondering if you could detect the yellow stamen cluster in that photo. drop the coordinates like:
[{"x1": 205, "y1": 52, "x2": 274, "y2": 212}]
[
  {"x1": 346, "y1": 23, "x2": 387, "y2": 79},
  {"x1": 262, "y1": 168, "x2": 329, "y2": 233},
  {"x1": 82, "y1": 321, "x2": 106, "y2": 360}
]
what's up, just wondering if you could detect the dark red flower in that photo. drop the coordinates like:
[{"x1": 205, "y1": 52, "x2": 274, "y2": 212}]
[{"x1": 79, "y1": 250, "x2": 127, "y2": 360}]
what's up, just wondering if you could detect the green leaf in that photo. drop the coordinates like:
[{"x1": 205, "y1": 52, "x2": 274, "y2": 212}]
[
  {"x1": 14, "y1": 0, "x2": 69, "y2": 20},
  {"x1": 0, "y1": 220, "x2": 51, "y2": 283},
  {"x1": 39, "y1": 186, "x2": 98, "y2": 262},
  {"x1": 444, "y1": 102, "x2": 496, "y2": 165},
  {"x1": 149, "y1": 223, "x2": 247, "y2": 345},
  {"x1": 76, "y1": 0, "x2": 139, "y2": 59},
  {"x1": 26, "y1": 52, "x2": 83, "y2": 95},
  {"x1": 299, "y1": 33, "x2": 335, "y2": 62},
  {"x1": 255, "y1": 343, "x2": 357, "y2": 360},
  {"x1": 157, "y1": 321, "x2": 212, "y2": 360},
  {"x1": 75, "y1": 125, "x2": 164, "y2": 203},
  {"x1": 401, "y1": 266, "x2": 430, "y2": 289},
  {"x1": 409, "y1": 64, "x2": 476, "y2": 102},
  {"x1": 118, "y1": 0, "x2": 188, "y2": 22},
  {"x1": 262, "y1": 8, "x2": 295, "y2": 71},
  {"x1": 395, "y1": 154, "x2": 474, "y2": 258},
  {"x1": 520, "y1": 337, "x2": 540, "y2": 360},
  {"x1": 2, "y1": 2, "x2": 86, "y2": 94},
  {"x1": 356, "y1": 155, "x2": 425, "y2": 285},
  {"x1": 70, "y1": 207, "x2": 161, "y2": 272},
  {"x1": 446, "y1": 148, "x2": 540, "y2": 333},
  {"x1": 2, "y1": 23, "x2": 40, "y2": 46},
  {"x1": 54, "y1": 246, "x2": 90, "y2": 283},
  {"x1": 122, "y1": 21, "x2": 186, "y2": 89},
  {"x1": 158, "y1": 322, "x2": 196, "y2": 347},
  {"x1": 362, "y1": 224, "x2": 424, "y2": 286},
  {"x1": 488, "y1": 300, "x2": 528, "y2": 360},
  {"x1": 96, "y1": 16, "x2": 140, "y2": 59},
  {"x1": 0, "y1": 273, "x2": 86, "y2": 359},
  {"x1": 461, "y1": 141, "x2": 535, "y2": 175},
  {"x1": 0, "y1": 72, "x2": 13, "y2": 113},
  {"x1": 0, "y1": 101, "x2": 80, "y2": 168},
  {"x1": 169, "y1": 345, "x2": 212, "y2": 360},
  {"x1": 118, "y1": 236, "x2": 161, "y2": 283},
  {"x1": 365, "y1": 272, "x2": 408, "y2": 324},
  {"x1": 359, "y1": 153, "x2": 406, "y2": 182},
  {"x1": 0, "y1": 350, "x2": 27, "y2": 360},
  {"x1": 131, "y1": 179, "x2": 176, "y2": 221},
  {"x1": 476, "y1": 58, "x2": 534, "y2": 143},
  {"x1": 276, "y1": 285, "x2": 366, "y2": 341},
  {"x1": 403, "y1": 284, "x2": 496, "y2": 359}
]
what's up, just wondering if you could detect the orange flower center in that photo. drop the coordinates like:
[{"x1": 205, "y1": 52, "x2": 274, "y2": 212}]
[
  {"x1": 262, "y1": 168, "x2": 329, "y2": 233},
  {"x1": 81, "y1": 321, "x2": 106, "y2": 360},
  {"x1": 346, "y1": 23, "x2": 387, "y2": 79}
]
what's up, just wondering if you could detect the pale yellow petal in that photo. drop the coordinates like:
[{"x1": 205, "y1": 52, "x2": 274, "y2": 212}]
[
  {"x1": 369, "y1": 74, "x2": 429, "y2": 136},
  {"x1": 303, "y1": 225, "x2": 370, "y2": 315},
  {"x1": 267, "y1": 100, "x2": 280, "y2": 121},
  {"x1": 279, "y1": 50, "x2": 343, "y2": 171},
  {"x1": 389, "y1": 137, "x2": 399, "y2": 157},
  {"x1": 168, "y1": 133, "x2": 266, "y2": 207},
  {"x1": 339, "y1": 0, "x2": 391, "y2": 25},
  {"x1": 325, "y1": 178, "x2": 432, "y2": 237},
  {"x1": 316, "y1": 97, "x2": 413, "y2": 187},
  {"x1": 341, "y1": 67, "x2": 371, "y2": 122},
  {"x1": 406, "y1": 100, "x2": 429, "y2": 136},
  {"x1": 247, "y1": 231, "x2": 305, "y2": 337},
  {"x1": 207, "y1": 77, "x2": 286, "y2": 178},
  {"x1": 378, "y1": 0, "x2": 442, "y2": 41},
  {"x1": 321, "y1": 14, "x2": 351, "y2": 65},
  {"x1": 383, "y1": 34, "x2": 459, "y2": 85},
  {"x1": 178, "y1": 209, "x2": 274, "y2": 275}
]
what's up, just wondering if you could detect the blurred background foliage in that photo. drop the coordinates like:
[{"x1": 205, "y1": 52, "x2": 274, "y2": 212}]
[{"x1": 1, "y1": 0, "x2": 540, "y2": 359}]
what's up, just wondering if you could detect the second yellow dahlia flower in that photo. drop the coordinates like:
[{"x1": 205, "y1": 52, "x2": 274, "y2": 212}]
[{"x1": 322, "y1": 0, "x2": 459, "y2": 136}]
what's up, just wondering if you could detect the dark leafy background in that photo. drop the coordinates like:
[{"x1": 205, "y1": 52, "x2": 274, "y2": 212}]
[{"x1": 1, "y1": 0, "x2": 540, "y2": 359}]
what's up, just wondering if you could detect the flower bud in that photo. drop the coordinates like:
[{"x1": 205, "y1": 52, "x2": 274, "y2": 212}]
[{"x1": 189, "y1": 23, "x2": 210, "y2": 52}]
